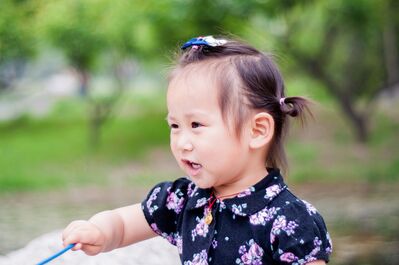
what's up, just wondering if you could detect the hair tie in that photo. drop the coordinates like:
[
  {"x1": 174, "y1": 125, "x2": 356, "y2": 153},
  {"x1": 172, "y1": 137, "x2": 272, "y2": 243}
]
[
  {"x1": 279, "y1": 97, "x2": 286, "y2": 106},
  {"x1": 181, "y1": 35, "x2": 227, "y2": 50}
]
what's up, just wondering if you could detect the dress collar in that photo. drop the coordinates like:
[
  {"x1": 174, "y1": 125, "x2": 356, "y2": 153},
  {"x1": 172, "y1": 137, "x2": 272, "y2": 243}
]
[{"x1": 185, "y1": 168, "x2": 287, "y2": 216}]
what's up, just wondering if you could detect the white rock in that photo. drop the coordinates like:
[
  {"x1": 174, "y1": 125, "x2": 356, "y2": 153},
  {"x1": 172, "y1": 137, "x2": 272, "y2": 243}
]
[{"x1": 0, "y1": 231, "x2": 180, "y2": 265}]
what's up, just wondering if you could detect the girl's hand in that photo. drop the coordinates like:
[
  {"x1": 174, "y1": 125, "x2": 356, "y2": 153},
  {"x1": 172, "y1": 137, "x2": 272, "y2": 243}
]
[
  {"x1": 62, "y1": 220, "x2": 106, "y2": 256},
  {"x1": 62, "y1": 204, "x2": 156, "y2": 255}
]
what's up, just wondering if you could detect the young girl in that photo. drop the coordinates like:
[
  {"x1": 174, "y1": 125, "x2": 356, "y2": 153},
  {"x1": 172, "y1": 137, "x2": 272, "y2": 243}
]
[{"x1": 63, "y1": 36, "x2": 332, "y2": 265}]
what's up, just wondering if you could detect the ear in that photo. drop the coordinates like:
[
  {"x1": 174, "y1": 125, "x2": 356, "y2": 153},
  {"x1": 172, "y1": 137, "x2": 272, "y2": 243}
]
[{"x1": 248, "y1": 112, "x2": 275, "y2": 149}]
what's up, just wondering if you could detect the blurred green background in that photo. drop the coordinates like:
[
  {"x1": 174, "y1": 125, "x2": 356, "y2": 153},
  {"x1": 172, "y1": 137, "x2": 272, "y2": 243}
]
[{"x1": 0, "y1": 0, "x2": 398, "y2": 264}]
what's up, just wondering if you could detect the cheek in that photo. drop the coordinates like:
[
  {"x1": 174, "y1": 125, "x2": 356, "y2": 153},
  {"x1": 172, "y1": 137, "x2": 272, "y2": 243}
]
[
  {"x1": 169, "y1": 135, "x2": 177, "y2": 153},
  {"x1": 209, "y1": 130, "x2": 241, "y2": 151},
  {"x1": 201, "y1": 136, "x2": 241, "y2": 163}
]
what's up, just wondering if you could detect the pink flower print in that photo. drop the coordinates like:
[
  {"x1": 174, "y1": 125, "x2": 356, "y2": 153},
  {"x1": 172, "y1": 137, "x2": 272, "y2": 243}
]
[
  {"x1": 176, "y1": 234, "x2": 183, "y2": 254},
  {"x1": 265, "y1": 185, "x2": 281, "y2": 200},
  {"x1": 150, "y1": 223, "x2": 161, "y2": 235},
  {"x1": 146, "y1": 187, "x2": 161, "y2": 215},
  {"x1": 187, "y1": 182, "x2": 198, "y2": 197},
  {"x1": 249, "y1": 207, "x2": 280, "y2": 226},
  {"x1": 239, "y1": 245, "x2": 247, "y2": 255},
  {"x1": 184, "y1": 249, "x2": 208, "y2": 265},
  {"x1": 315, "y1": 238, "x2": 322, "y2": 246},
  {"x1": 237, "y1": 187, "x2": 255, "y2": 198},
  {"x1": 270, "y1": 234, "x2": 276, "y2": 245},
  {"x1": 241, "y1": 253, "x2": 252, "y2": 264},
  {"x1": 305, "y1": 257, "x2": 317, "y2": 263},
  {"x1": 232, "y1": 203, "x2": 248, "y2": 216},
  {"x1": 280, "y1": 252, "x2": 297, "y2": 262},
  {"x1": 326, "y1": 232, "x2": 333, "y2": 254},
  {"x1": 270, "y1": 216, "x2": 298, "y2": 244},
  {"x1": 272, "y1": 216, "x2": 287, "y2": 233},
  {"x1": 297, "y1": 237, "x2": 322, "y2": 264},
  {"x1": 326, "y1": 246, "x2": 333, "y2": 255},
  {"x1": 302, "y1": 200, "x2": 317, "y2": 216},
  {"x1": 236, "y1": 239, "x2": 264, "y2": 265},
  {"x1": 165, "y1": 234, "x2": 175, "y2": 244},
  {"x1": 191, "y1": 208, "x2": 210, "y2": 241},
  {"x1": 212, "y1": 239, "x2": 218, "y2": 249},
  {"x1": 195, "y1": 197, "x2": 208, "y2": 208},
  {"x1": 166, "y1": 189, "x2": 185, "y2": 214},
  {"x1": 248, "y1": 242, "x2": 264, "y2": 259},
  {"x1": 194, "y1": 218, "x2": 209, "y2": 238},
  {"x1": 308, "y1": 237, "x2": 322, "y2": 257},
  {"x1": 284, "y1": 221, "x2": 299, "y2": 236},
  {"x1": 151, "y1": 224, "x2": 182, "y2": 252},
  {"x1": 218, "y1": 201, "x2": 226, "y2": 212}
]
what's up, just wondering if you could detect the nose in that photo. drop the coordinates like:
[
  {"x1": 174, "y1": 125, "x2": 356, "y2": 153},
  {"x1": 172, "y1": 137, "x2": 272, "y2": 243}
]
[{"x1": 175, "y1": 133, "x2": 194, "y2": 151}]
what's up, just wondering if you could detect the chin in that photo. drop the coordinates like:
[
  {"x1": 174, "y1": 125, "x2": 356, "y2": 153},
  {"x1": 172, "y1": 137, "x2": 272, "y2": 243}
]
[{"x1": 188, "y1": 177, "x2": 213, "y2": 190}]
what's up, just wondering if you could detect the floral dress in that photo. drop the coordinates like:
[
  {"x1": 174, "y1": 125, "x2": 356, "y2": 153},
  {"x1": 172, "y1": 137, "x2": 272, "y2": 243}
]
[{"x1": 141, "y1": 168, "x2": 332, "y2": 265}]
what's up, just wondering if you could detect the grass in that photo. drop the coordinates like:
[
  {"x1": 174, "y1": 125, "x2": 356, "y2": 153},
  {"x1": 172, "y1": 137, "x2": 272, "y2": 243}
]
[
  {"x1": 285, "y1": 103, "x2": 399, "y2": 183},
  {"x1": 0, "y1": 90, "x2": 170, "y2": 191},
  {"x1": 1, "y1": 88, "x2": 398, "y2": 265},
  {"x1": 0, "y1": 89, "x2": 398, "y2": 191}
]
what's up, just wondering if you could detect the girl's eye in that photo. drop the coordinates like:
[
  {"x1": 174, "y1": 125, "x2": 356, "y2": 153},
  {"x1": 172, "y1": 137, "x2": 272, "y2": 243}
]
[
  {"x1": 169, "y1": 123, "x2": 179, "y2": 129},
  {"x1": 191, "y1": 122, "x2": 202, "y2": 128}
]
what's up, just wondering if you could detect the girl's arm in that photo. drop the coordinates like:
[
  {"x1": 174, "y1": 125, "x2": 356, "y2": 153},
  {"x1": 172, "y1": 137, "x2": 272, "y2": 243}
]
[
  {"x1": 63, "y1": 203, "x2": 157, "y2": 255},
  {"x1": 111, "y1": 203, "x2": 158, "y2": 248},
  {"x1": 307, "y1": 261, "x2": 326, "y2": 265}
]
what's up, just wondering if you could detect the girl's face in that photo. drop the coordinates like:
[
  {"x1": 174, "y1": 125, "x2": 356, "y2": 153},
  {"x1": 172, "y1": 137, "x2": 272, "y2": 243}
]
[{"x1": 167, "y1": 67, "x2": 254, "y2": 191}]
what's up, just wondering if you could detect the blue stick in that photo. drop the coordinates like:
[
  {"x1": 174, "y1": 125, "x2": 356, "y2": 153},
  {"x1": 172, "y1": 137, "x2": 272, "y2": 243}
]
[{"x1": 36, "y1": 243, "x2": 76, "y2": 265}]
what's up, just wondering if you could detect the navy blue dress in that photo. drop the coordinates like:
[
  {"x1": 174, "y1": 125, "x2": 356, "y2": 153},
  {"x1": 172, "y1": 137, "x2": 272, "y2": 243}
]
[{"x1": 141, "y1": 168, "x2": 332, "y2": 264}]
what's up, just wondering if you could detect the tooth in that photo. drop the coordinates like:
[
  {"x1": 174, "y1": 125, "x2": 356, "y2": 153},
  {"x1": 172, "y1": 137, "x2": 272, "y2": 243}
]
[{"x1": 192, "y1": 163, "x2": 201, "y2": 169}]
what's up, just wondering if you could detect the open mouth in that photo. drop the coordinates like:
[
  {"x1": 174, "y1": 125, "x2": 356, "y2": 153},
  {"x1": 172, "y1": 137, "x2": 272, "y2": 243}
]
[{"x1": 182, "y1": 159, "x2": 202, "y2": 176}]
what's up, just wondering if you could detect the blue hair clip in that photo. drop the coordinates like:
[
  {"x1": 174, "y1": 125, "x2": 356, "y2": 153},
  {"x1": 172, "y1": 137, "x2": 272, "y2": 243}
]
[{"x1": 181, "y1": 35, "x2": 227, "y2": 50}]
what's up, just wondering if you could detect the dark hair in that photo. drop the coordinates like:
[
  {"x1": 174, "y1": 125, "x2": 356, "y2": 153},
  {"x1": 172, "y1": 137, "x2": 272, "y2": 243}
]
[{"x1": 168, "y1": 37, "x2": 312, "y2": 174}]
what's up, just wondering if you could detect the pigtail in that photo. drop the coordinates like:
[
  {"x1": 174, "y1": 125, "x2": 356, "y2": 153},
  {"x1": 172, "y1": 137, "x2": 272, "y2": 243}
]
[
  {"x1": 280, "y1": 96, "x2": 314, "y2": 126},
  {"x1": 269, "y1": 96, "x2": 314, "y2": 176}
]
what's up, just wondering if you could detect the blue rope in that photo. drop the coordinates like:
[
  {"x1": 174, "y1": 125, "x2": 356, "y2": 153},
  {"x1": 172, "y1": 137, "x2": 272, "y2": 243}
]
[{"x1": 36, "y1": 243, "x2": 76, "y2": 265}]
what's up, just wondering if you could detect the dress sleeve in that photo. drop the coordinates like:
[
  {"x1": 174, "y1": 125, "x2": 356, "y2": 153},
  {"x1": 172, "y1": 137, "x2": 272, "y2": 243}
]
[
  {"x1": 141, "y1": 177, "x2": 190, "y2": 245},
  {"x1": 270, "y1": 200, "x2": 333, "y2": 264}
]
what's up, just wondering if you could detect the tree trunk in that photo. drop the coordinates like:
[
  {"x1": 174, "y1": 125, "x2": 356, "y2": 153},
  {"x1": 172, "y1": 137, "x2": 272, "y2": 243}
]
[
  {"x1": 89, "y1": 104, "x2": 102, "y2": 149},
  {"x1": 86, "y1": 61, "x2": 126, "y2": 149},
  {"x1": 77, "y1": 69, "x2": 89, "y2": 97},
  {"x1": 338, "y1": 97, "x2": 368, "y2": 142},
  {"x1": 305, "y1": 59, "x2": 369, "y2": 142},
  {"x1": 382, "y1": 0, "x2": 399, "y2": 95}
]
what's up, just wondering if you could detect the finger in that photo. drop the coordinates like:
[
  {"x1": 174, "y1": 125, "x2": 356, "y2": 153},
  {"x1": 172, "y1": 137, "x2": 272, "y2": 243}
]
[
  {"x1": 77, "y1": 228, "x2": 103, "y2": 246},
  {"x1": 63, "y1": 221, "x2": 92, "y2": 246},
  {"x1": 62, "y1": 220, "x2": 86, "y2": 241},
  {"x1": 64, "y1": 231, "x2": 93, "y2": 249},
  {"x1": 63, "y1": 233, "x2": 80, "y2": 247},
  {"x1": 81, "y1": 244, "x2": 102, "y2": 256},
  {"x1": 64, "y1": 226, "x2": 101, "y2": 248},
  {"x1": 73, "y1": 243, "x2": 82, "y2": 251}
]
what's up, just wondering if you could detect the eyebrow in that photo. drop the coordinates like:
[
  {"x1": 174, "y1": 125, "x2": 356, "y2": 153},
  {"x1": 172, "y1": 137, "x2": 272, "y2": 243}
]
[{"x1": 166, "y1": 111, "x2": 210, "y2": 121}]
